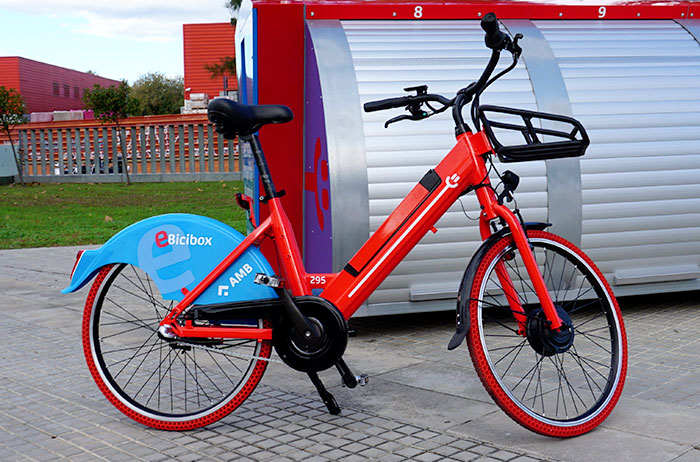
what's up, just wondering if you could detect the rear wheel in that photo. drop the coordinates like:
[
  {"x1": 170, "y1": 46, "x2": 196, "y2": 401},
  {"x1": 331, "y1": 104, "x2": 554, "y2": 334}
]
[
  {"x1": 466, "y1": 230, "x2": 627, "y2": 437},
  {"x1": 82, "y1": 264, "x2": 271, "y2": 430}
]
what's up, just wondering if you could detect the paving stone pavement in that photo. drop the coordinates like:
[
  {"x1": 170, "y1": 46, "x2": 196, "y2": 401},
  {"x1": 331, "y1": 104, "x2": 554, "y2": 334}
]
[{"x1": 1, "y1": 246, "x2": 700, "y2": 462}]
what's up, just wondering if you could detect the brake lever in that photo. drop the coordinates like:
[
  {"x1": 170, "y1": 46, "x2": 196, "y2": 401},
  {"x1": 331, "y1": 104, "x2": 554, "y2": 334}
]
[
  {"x1": 385, "y1": 103, "x2": 432, "y2": 128},
  {"x1": 384, "y1": 84, "x2": 447, "y2": 128},
  {"x1": 508, "y1": 33, "x2": 523, "y2": 60},
  {"x1": 384, "y1": 114, "x2": 414, "y2": 128}
]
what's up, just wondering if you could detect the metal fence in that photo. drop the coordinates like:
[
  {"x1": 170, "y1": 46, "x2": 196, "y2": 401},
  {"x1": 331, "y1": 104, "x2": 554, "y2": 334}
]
[{"x1": 15, "y1": 120, "x2": 240, "y2": 183}]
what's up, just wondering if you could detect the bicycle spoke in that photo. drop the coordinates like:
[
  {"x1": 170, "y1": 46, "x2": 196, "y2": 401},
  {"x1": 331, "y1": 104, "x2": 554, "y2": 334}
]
[
  {"x1": 573, "y1": 328, "x2": 613, "y2": 355},
  {"x1": 569, "y1": 351, "x2": 612, "y2": 381},
  {"x1": 493, "y1": 338, "x2": 528, "y2": 374},
  {"x1": 87, "y1": 264, "x2": 271, "y2": 422},
  {"x1": 103, "y1": 296, "x2": 157, "y2": 333},
  {"x1": 564, "y1": 295, "x2": 599, "y2": 314},
  {"x1": 101, "y1": 322, "x2": 157, "y2": 341},
  {"x1": 100, "y1": 316, "x2": 161, "y2": 327},
  {"x1": 482, "y1": 307, "x2": 520, "y2": 335},
  {"x1": 173, "y1": 350, "x2": 215, "y2": 407},
  {"x1": 111, "y1": 282, "x2": 168, "y2": 314},
  {"x1": 503, "y1": 257, "x2": 537, "y2": 304},
  {"x1": 469, "y1": 233, "x2": 625, "y2": 434},
  {"x1": 115, "y1": 333, "x2": 162, "y2": 384},
  {"x1": 518, "y1": 352, "x2": 544, "y2": 404},
  {"x1": 132, "y1": 345, "x2": 172, "y2": 401},
  {"x1": 568, "y1": 346, "x2": 604, "y2": 397},
  {"x1": 217, "y1": 345, "x2": 251, "y2": 374},
  {"x1": 205, "y1": 349, "x2": 238, "y2": 387},
  {"x1": 121, "y1": 269, "x2": 169, "y2": 314}
]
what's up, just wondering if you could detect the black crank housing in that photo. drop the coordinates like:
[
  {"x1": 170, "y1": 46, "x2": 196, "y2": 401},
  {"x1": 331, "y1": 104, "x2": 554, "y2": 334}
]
[
  {"x1": 273, "y1": 296, "x2": 348, "y2": 373},
  {"x1": 182, "y1": 295, "x2": 348, "y2": 372}
]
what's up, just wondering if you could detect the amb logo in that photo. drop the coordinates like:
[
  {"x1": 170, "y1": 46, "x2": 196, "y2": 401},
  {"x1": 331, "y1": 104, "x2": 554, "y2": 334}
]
[{"x1": 217, "y1": 263, "x2": 254, "y2": 297}]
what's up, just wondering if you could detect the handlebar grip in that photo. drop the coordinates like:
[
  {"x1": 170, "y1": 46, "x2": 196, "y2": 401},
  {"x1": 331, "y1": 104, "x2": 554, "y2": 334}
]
[
  {"x1": 481, "y1": 12, "x2": 508, "y2": 50},
  {"x1": 364, "y1": 96, "x2": 411, "y2": 112}
]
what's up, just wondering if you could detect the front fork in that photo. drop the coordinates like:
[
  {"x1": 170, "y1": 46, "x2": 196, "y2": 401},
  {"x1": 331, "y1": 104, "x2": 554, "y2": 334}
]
[{"x1": 477, "y1": 193, "x2": 563, "y2": 334}]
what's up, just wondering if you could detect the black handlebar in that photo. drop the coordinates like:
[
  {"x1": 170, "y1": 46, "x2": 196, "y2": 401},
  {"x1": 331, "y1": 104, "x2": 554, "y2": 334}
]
[
  {"x1": 481, "y1": 12, "x2": 509, "y2": 51},
  {"x1": 363, "y1": 12, "x2": 518, "y2": 134},
  {"x1": 363, "y1": 93, "x2": 453, "y2": 113},
  {"x1": 364, "y1": 96, "x2": 411, "y2": 113}
]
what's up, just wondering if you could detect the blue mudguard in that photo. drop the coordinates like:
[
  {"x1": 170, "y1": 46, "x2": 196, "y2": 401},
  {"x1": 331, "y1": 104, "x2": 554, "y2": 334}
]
[{"x1": 61, "y1": 213, "x2": 277, "y2": 304}]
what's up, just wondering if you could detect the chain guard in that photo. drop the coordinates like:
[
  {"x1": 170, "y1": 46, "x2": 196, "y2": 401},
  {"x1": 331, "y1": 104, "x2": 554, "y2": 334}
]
[{"x1": 272, "y1": 296, "x2": 348, "y2": 373}]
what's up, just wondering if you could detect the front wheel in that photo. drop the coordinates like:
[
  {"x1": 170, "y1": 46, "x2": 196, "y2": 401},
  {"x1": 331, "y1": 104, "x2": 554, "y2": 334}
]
[
  {"x1": 82, "y1": 264, "x2": 272, "y2": 430},
  {"x1": 466, "y1": 230, "x2": 627, "y2": 437}
]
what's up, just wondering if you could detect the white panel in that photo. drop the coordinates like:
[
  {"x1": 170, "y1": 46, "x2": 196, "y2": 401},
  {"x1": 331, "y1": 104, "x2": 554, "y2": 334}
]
[
  {"x1": 537, "y1": 20, "x2": 700, "y2": 278},
  {"x1": 343, "y1": 20, "x2": 540, "y2": 307}
]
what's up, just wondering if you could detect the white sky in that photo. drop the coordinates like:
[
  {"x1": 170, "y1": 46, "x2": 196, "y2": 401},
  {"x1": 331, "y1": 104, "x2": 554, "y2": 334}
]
[{"x1": 0, "y1": 1, "x2": 233, "y2": 83}]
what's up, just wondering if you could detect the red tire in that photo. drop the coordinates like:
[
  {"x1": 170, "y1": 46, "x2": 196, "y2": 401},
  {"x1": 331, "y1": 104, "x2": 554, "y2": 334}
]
[
  {"x1": 466, "y1": 230, "x2": 627, "y2": 437},
  {"x1": 82, "y1": 264, "x2": 271, "y2": 430}
]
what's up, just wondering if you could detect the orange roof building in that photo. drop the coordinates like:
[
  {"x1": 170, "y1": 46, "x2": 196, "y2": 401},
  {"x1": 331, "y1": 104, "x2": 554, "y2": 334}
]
[
  {"x1": 0, "y1": 56, "x2": 119, "y2": 113},
  {"x1": 183, "y1": 22, "x2": 237, "y2": 101}
]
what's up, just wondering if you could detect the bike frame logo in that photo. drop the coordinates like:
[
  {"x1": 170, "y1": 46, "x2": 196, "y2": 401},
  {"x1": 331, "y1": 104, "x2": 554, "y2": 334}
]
[
  {"x1": 155, "y1": 230, "x2": 213, "y2": 247},
  {"x1": 446, "y1": 173, "x2": 460, "y2": 189}
]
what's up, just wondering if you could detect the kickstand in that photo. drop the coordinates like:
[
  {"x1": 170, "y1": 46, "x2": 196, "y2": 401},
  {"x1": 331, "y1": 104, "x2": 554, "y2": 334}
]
[{"x1": 308, "y1": 371, "x2": 341, "y2": 415}]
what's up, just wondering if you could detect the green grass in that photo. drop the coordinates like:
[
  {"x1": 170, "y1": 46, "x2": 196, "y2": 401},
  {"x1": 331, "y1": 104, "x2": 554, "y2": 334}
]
[{"x1": 0, "y1": 182, "x2": 248, "y2": 249}]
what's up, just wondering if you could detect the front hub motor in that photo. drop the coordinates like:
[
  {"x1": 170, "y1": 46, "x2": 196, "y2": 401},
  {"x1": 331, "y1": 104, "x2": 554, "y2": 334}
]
[{"x1": 526, "y1": 305, "x2": 575, "y2": 357}]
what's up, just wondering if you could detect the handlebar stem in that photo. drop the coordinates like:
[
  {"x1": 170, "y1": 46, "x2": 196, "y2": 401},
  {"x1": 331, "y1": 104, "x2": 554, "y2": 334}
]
[{"x1": 453, "y1": 49, "x2": 501, "y2": 135}]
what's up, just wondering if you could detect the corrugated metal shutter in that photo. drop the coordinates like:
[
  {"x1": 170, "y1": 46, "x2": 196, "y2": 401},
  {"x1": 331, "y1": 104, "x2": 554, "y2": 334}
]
[
  {"x1": 183, "y1": 23, "x2": 237, "y2": 100},
  {"x1": 0, "y1": 57, "x2": 119, "y2": 114},
  {"x1": 536, "y1": 20, "x2": 700, "y2": 278},
  {"x1": 343, "y1": 20, "x2": 542, "y2": 307},
  {"x1": 0, "y1": 57, "x2": 21, "y2": 93}
]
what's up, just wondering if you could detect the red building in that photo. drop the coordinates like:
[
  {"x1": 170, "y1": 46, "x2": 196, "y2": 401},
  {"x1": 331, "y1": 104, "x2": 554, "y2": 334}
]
[
  {"x1": 0, "y1": 57, "x2": 120, "y2": 114},
  {"x1": 183, "y1": 23, "x2": 237, "y2": 100}
]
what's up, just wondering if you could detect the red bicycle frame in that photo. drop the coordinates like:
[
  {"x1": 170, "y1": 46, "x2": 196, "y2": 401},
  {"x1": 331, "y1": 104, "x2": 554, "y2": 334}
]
[{"x1": 161, "y1": 129, "x2": 562, "y2": 340}]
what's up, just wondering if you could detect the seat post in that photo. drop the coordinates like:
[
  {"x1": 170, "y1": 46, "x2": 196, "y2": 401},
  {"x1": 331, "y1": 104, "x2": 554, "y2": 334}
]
[{"x1": 244, "y1": 134, "x2": 278, "y2": 200}]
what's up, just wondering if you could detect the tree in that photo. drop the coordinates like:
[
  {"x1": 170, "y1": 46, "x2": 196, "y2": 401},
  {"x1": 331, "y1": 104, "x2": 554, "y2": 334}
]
[
  {"x1": 131, "y1": 72, "x2": 184, "y2": 116},
  {"x1": 225, "y1": 0, "x2": 242, "y2": 15},
  {"x1": 0, "y1": 86, "x2": 26, "y2": 185},
  {"x1": 204, "y1": 56, "x2": 236, "y2": 81},
  {"x1": 82, "y1": 81, "x2": 138, "y2": 185},
  {"x1": 205, "y1": 56, "x2": 237, "y2": 97}
]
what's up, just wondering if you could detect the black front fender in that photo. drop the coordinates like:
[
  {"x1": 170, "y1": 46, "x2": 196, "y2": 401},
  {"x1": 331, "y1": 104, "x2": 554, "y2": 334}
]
[{"x1": 447, "y1": 222, "x2": 550, "y2": 351}]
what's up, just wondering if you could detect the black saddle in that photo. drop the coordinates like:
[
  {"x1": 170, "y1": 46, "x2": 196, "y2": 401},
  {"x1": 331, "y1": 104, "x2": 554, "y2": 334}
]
[{"x1": 207, "y1": 99, "x2": 293, "y2": 139}]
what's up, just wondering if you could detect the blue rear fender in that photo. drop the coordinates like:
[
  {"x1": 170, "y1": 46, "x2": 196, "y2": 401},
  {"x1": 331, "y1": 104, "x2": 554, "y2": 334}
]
[{"x1": 62, "y1": 213, "x2": 277, "y2": 304}]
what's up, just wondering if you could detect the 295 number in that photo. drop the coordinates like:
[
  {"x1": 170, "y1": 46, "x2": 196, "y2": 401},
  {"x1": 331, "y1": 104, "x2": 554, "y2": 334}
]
[{"x1": 310, "y1": 275, "x2": 327, "y2": 285}]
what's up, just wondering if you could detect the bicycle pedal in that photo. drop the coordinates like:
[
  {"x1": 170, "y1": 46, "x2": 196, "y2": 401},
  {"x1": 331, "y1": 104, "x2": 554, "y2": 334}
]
[{"x1": 341, "y1": 375, "x2": 369, "y2": 388}]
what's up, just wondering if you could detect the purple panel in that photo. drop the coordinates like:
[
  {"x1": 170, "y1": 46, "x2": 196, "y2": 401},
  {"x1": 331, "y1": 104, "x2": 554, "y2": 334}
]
[{"x1": 303, "y1": 24, "x2": 332, "y2": 273}]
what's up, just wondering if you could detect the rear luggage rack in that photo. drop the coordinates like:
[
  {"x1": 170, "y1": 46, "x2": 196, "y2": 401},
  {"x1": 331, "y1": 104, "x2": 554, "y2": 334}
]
[{"x1": 478, "y1": 105, "x2": 590, "y2": 163}]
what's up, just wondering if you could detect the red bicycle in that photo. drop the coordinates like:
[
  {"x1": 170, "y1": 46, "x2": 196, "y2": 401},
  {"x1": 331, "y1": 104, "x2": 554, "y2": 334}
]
[{"x1": 64, "y1": 13, "x2": 626, "y2": 437}]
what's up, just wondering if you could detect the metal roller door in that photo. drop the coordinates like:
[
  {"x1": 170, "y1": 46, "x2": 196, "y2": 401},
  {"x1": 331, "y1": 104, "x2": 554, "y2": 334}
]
[
  {"x1": 334, "y1": 18, "x2": 700, "y2": 316},
  {"x1": 343, "y1": 20, "x2": 542, "y2": 314},
  {"x1": 535, "y1": 20, "x2": 700, "y2": 289}
]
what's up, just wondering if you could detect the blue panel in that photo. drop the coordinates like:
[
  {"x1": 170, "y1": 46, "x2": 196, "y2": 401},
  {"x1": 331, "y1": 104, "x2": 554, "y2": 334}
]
[
  {"x1": 62, "y1": 213, "x2": 277, "y2": 304},
  {"x1": 238, "y1": 7, "x2": 261, "y2": 232}
]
